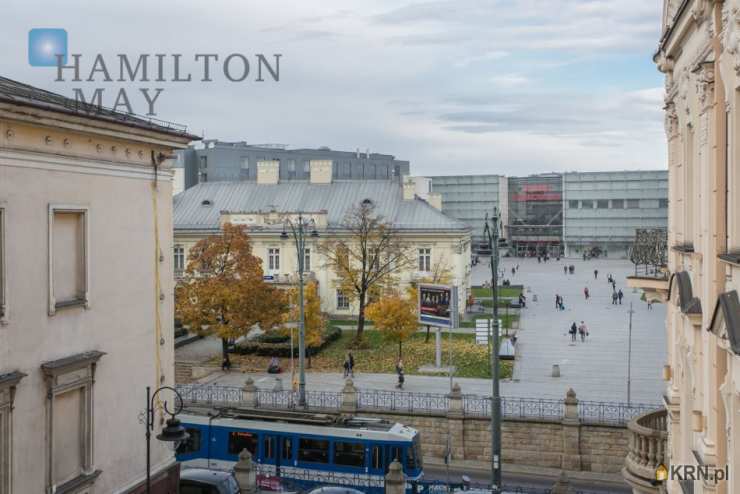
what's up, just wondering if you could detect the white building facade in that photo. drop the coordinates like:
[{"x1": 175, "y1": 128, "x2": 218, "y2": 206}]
[{"x1": 0, "y1": 77, "x2": 194, "y2": 494}]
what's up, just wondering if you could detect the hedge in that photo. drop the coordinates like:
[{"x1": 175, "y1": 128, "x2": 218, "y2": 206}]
[{"x1": 232, "y1": 325, "x2": 342, "y2": 357}]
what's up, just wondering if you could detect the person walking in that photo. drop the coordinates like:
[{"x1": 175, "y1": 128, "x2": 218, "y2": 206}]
[
  {"x1": 584, "y1": 287, "x2": 590, "y2": 300},
  {"x1": 395, "y1": 359, "x2": 405, "y2": 389},
  {"x1": 617, "y1": 289, "x2": 624, "y2": 305},
  {"x1": 612, "y1": 291, "x2": 618, "y2": 305},
  {"x1": 569, "y1": 322, "x2": 577, "y2": 342},
  {"x1": 343, "y1": 354, "x2": 351, "y2": 378},
  {"x1": 511, "y1": 267, "x2": 516, "y2": 277},
  {"x1": 555, "y1": 294, "x2": 560, "y2": 309},
  {"x1": 348, "y1": 351, "x2": 355, "y2": 378},
  {"x1": 579, "y1": 321, "x2": 588, "y2": 342},
  {"x1": 611, "y1": 280, "x2": 617, "y2": 292},
  {"x1": 564, "y1": 265, "x2": 568, "y2": 275},
  {"x1": 647, "y1": 299, "x2": 653, "y2": 310},
  {"x1": 594, "y1": 269, "x2": 598, "y2": 280}
]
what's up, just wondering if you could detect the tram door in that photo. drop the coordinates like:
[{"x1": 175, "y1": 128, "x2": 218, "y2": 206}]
[
  {"x1": 368, "y1": 444, "x2": 385, "y2": 476},
  {"x1": 264, "y1": 435, "x2": 293, "y2": 476}
]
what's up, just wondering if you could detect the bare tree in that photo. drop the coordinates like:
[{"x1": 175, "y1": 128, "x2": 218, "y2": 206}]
[{"x1": 319, "y1": 201, "x2": 413, "y2": 343}]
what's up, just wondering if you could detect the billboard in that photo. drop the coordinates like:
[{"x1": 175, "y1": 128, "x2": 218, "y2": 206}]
[{"x1": 418, "y1": 284, "x2": 453, "y2": 328}]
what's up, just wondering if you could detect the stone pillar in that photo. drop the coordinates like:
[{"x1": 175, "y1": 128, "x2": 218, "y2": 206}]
[
  {"x1": 385, "y1": 459, "x2": 405, "y2": 494},
  {"x1": 341, "y1": 378, "x2": 358, "y2": 414},
  {"x1": 234, "y1": 449, "x2": 256, "y2": 494},
  {"x1": 551, "y1": 471, "x2": 572, "y2": 494},
  {"x1": 446, "y1": 383, "x2": 465, "y2": 460},
  {"x1": 243, "y1": 377, "x2": 258, "y2": 408},
  {"x1": 561, "y1": 388, "x2": 582, "y2": 471}
]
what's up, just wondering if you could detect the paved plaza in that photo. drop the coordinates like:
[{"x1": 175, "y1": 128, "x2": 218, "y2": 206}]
[{"x1": 197, "y1": 257, "x2": 666, "y2": 404}]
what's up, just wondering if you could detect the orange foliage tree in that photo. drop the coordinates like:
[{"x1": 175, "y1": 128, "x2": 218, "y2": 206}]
[
  {"x1": 175, "y1": 223, "x2": 288, "y2": 367},
  {"x1": 285, "y1": 280, "x2": 325, "y2": 367},
  {"x1": 365, "y1": 290, "x2": 419, "y2": 359}
]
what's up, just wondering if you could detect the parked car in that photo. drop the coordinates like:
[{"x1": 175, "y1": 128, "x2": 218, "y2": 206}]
[{"x1": 180, "y1": 468, "x2": 241, "y2": 494}]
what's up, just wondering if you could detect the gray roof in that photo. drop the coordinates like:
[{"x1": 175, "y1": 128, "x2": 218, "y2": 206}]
[
  {"x1": 0, "y1": 76, "x2": 198, "y2": 139},
  {"x1": 174, "y1": 181, "x2": 470, "y2": 233}
]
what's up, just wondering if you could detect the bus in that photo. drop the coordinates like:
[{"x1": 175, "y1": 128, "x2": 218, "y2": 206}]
[{"x1": 176, "y1": 407, "x2": 423, "y2": 493}]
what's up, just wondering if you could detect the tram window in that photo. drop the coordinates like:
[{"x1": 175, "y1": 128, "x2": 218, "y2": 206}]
[
  {"x1": 333, "y1": 441, "x2": 365, "y2": 468},
  {"x1": 264, "y1": 436, "x2": 275, "y2": 460},
  {"x1": 228, "y1": 431, "x2": 257, "y2": 456},
  {"x1": 298, "y1": 437, "x2": 329, "y2": 464},
  {"x1": 281, "y1": 437, "x2": 292, "y2": 461},
  {"x1": 372, "y1": 446, "x2": 381, "y2": 469},
  {"x1": 176, "y1": 428, "x2": 201, "y2": 455},
  {"x1": 406, "y1": 446, "x2": 415, "y2": 470}
]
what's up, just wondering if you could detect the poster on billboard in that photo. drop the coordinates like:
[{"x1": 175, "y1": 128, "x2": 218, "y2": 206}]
[{"x1": 418, "y1": 283, "x2": 453, "y2": 328}]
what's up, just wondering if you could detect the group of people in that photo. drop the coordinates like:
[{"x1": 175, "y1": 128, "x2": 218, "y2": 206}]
[
  {"x1": 563, "y1": 265, "x2": 576, "y2": 275},
  {"x1": 568, "y1": 321, "x2": 589, "y2": 343}
]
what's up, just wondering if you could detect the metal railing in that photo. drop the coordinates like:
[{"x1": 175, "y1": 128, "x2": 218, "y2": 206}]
[{"x1": 176, "y1": 383, "x2": 660, "y2": 426}]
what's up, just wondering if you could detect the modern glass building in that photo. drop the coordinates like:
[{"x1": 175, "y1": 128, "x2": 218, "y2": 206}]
[{"x1": 507, "y1": 174, "x2": 564, "y2": 257}]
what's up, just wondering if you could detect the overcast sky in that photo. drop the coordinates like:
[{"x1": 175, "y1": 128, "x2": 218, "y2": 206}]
[{"x1": 6, "y1": 0, "x2": 666, "y2": 176}]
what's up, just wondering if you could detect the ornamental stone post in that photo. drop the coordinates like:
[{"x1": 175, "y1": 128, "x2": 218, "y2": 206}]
[
  {"x1": 446, "y1": 383, "x2": 465, "y2": 460},
  {"x1": 234, "y1": 449, "x2": 256, "y2": 494},
  {"x1": 561, "y1": 388, "x2": 582, "y2": 471},
  {"x1": 243, "y1": 377, "x2": 258, "y2": 408},
  {"x1": 341, "y1": 378, "x2": 358, "y2": 414},
  {"x1": 384, "y1": 459, "x2": 405, "y2": 494}
]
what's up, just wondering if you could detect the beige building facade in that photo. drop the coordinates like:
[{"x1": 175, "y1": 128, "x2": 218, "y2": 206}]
[
  {"x1": 0, "y1": 77, "x2": 194, "y2": 493},
  {"x1": 624, "y1": 2, "x2": 740, "y2": 493},
  {"x1": 173, "y1": 161, "x2": 472, "y2": 317}
]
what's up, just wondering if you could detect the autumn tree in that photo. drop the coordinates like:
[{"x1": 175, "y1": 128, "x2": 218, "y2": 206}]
[
  {"x1": 318, "y1": 201, "x2": 413, "y2": 343},
  {"x1": 366, "y1": 291, "x2": 418, "y2": 359},
  {"x1": 175, "y1": 223, "x2": 288, "y2": 367},
  {"x1": 285, "y1": 280, "x2": 325, "y2": 367}
]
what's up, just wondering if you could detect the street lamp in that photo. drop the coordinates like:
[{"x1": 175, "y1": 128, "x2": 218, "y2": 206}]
[
  {"x1": 145, "y1": 385, "x2": 188, "y2": 494},
  {"x1": 281, "y1": 213, "x2": 319, "y2": 408},
  {"x1": 483, "y1": 207, "x2": 502, "y2": 493}
]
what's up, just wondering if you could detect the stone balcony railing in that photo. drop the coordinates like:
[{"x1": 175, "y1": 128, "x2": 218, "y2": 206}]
[{"x1": 622, "y1": 408, "x2": 668, "y2": 493}]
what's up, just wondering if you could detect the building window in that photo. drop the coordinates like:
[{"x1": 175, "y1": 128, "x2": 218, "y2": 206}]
[
  {"x1": 0, "y1": 372, "x2": 25, "y2": 494},
  {"x1": 303, "y1": 161, "x2": 310, "y2": 173},
  {"x1": 568, "y1": 200, "x2": 579, "y2": 209},
  {"x1": 48, "y1": 205, "x2": 89, "y2": 316},
  {"x1": 240, "y1": 157, "x2": 249, "y2": 170},
  {"x1": 597, "y1": 200, "x2": 609, "y2": 209},
  {"x1": 174, "y1": 245, "x2": 185, "y2": 273},
  {"x1": 288, "y1": 160, "x2": 296, "y2": 178},
  {"x1": 418, "y1": 248, "x2": 431, "y2": 272},
  {"x1": 581, "y1": 200, "x2": 594, "y2": 209},
  {"x1": 611, "y1": 199, "x2": 624, "y2": 209},
  {"x1": 41, "y1": 351, "x2": 104, "y2": 491},
  {"x1": 268, "y1": 248, "x2": 280, "y2": 271},
  {"x1": 0, "y1": 206, "x2": 5, "y2": 322},
  {"x1": 659, "y1": 199, "x2": 669, "y2": 208},
  {"x1": 199, "y1": 156, "x2": 207, "y2": 169},
  {"x1": 303, "y1": 248, "x2": 311, "y2": 272},
  {"x1": 626, "y1": 199, "x2": 640, "y2": 208},
  {"x1": 337, "y1": 290, "x2": 350, "y2": 310}
]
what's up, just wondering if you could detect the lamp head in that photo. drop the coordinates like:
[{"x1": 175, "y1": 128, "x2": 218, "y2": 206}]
[{"x1": 156, "y1": 417, "x2": 189, "y2": 451}]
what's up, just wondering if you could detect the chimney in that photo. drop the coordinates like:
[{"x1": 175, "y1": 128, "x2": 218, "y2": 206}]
[
  {"x1": 309, "y1": 160, "x2": 333, "y2": 184},
  {"x1": 427, "y1": 192, "x2": 443, "y2": 211},
  {"x1": 257, "y1": 160, "x2": 280, "y2": 184},
  {"x1": 402, "y1": 176, "x2": 415, "y2": 200}
]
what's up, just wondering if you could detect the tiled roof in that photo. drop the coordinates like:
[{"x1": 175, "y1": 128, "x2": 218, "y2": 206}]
[
  {"x1": 0, "y1": 76, "x2": 197, "y2": 139},
  {"x1": 174, "y1": 181, "x2": 470, "y2": 233}
]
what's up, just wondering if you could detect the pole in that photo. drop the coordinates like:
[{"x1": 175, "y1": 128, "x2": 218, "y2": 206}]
[
  {"x1": 488, "y1": 209, "x2": 502, "y2": 493},
  {"x1": 627, "y1": 302, "x2": 634, "y2": 406},
  {"x1": 297, "y1": 216, "x2": 307, "y2": 408},
  {"x1": 146, "y1": 385, "x2": 151, "y2": 494}
]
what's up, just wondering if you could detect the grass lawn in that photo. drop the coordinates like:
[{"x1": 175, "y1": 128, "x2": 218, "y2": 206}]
[
  {"x1": 472, "y1": 286, "x2": 523, "y2": 298},
  {"x1": 225, "y1": 330, "x2": 512, "y2": 379},
  {"x1": 479, "y1": 299, "x2": 513, "y2": 308},
  {"x1": 460, "y1": 313, "x2": 518, "y2": 329}
]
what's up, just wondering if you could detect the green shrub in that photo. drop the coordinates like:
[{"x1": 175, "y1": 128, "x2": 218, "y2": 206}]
[{"x1": 233, "y1": 325, "x2": 342, "y2": 357}]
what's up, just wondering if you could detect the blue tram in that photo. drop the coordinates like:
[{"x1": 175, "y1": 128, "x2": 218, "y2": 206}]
[{"x1": 176, "y1": 409, "x2": 423, "y2": 493}]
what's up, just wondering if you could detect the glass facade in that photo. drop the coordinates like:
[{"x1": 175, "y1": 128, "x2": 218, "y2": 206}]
[{"x1": 507, "y1": 174, "x2": 563, "y2": 257}]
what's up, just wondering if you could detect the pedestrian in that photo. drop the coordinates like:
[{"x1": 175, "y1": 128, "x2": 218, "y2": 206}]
[
  {"x1": 555, "y1": 294, "x2": 560, "y2": 309},
  {"x1": 618, "y1": 289, "x2": 624, "y2": 305},
  {"x1": 348, "y1": 351, "x2": 355, "y2": 378},
  {"x1": 519, "y1": 293, "x2": 527, "y2": 308},
  {"x1": 569, "y1": 322, "x2": 577, "y2": 342},
  {"x1": 537, "y1": 255, "x2": 541, "y2": 263},
  {"x1": 612, "y1": 291, "x2": 618, "y2": 305},
  {"x1": 612, "y1": 280, "x2": 617, "y2": 292},
  {"x1": 564, "y1": 265, "x2": 568, "y2": 275},
  {"x1": 579, "y1": 321, "x2": 588, "y2": 342},
  {"x1": 222, "y1": 358, "x2": 232, "y2": 372},
  {"x1": 647, "y1": 300, "x2": 653, "y2": 310},
  {"x1": 560, "y1": 296, "x2": 565, "y2": 311},
  {"x1": 516, "y1": 264, "x2": 520, "y2": 272},
  {"x1": 594, "y1": 269, "x2": 598, "y2": 280},
  {"x1": 511, "y1": 267, "x2": 516, "y2": 276},
  {"x1": 607, "y1": 274, "x2": 612, "y2": 284},
  {"x1": 584, "y1": 287, "x2": 590, "y2": 300},
  {"x1": 395, "y1": 359, "x2": 405, "y2": 389},
  {"x1": 343, "y1": 354, "x2": 350, "y2": 378}
]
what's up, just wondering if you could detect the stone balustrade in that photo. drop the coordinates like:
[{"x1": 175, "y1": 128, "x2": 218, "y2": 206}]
[{"x1": 622, "y1": 408, "x2": 668, "y2": 493}]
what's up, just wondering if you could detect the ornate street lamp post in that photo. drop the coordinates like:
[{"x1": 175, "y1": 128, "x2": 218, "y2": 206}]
[
  {"x1": 145, "y1": 385, "x2": 188, "y2": 494},
  {"x1": 483, "y1": 207, "x2": 502, "y2": 493},
  {"x1": 282, "y1": 213, "x2": 319, "y2": 408}
]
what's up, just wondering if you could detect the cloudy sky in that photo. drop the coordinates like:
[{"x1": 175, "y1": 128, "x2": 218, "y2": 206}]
[{"x1": 6, "y1": 0, "x2": 666, "y2": 176}]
